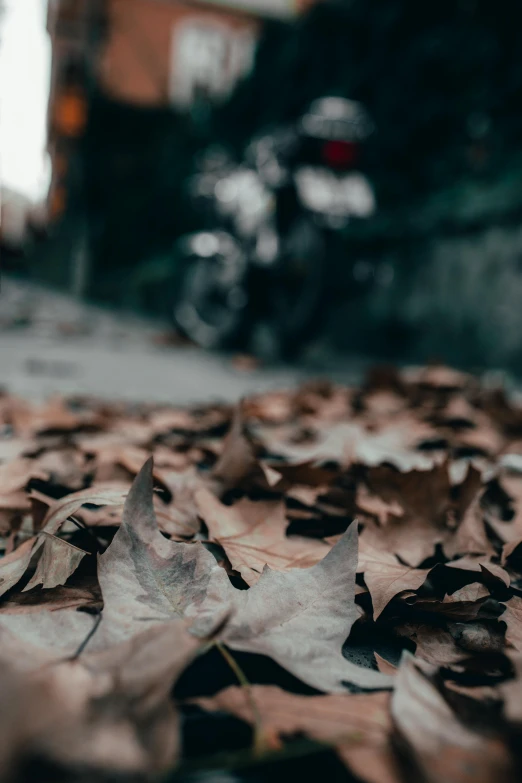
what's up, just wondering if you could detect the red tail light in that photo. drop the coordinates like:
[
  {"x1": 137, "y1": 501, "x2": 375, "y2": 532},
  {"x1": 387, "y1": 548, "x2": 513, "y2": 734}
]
[{"x1": 322, "y1": 140, "x2": 359, "y2": 169}]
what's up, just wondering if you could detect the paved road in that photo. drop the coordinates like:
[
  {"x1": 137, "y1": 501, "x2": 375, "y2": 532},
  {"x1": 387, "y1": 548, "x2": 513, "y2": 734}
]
[
  {"x1": 0, "y1": 334, "x2": 308, "y2": 404},
  {"x1": 0, "y1": 277, "x2": 366, "y2": 404}
]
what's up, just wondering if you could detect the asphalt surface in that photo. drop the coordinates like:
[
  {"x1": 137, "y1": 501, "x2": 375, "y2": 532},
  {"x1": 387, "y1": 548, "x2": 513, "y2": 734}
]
[{"x1": 0, "y1": 277, "x2": 366, "y2": 404}]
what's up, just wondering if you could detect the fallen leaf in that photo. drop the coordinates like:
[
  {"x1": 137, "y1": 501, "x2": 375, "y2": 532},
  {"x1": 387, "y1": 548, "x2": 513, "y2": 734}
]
[
  {"x1": 0, "y1": 620, "x2": 201, "y2": 776},
  {"x1": 0, "y1": 458, "x2": 48, "y2": 494},
  {"x1": 196, "y1": 522, "x2": 393, "y2": 692},
  {"x1": 374, "y1": 653, "x2": 398, "y2": 676},
  {"x1": 212, "y1": 405, "x2": 260, "y2": 490},
  {"x1": 396, "y1": 624, "x2": 466, "y2": 666},
  {"x1": 358, "y1": 543, "x2": 429, "y2": 619},
  {"x1": 392, "y1": 652, "x2": 513, "y2": 783},
  {"x1": 100, "y1": 460, "x2": 392, "y2": 691},
  {"x1": 36, "y1": 484, "x2": 129, "y2": 535},
  {"x1": 23, "y1": 533, "x2": 88, "y2": 591},
  {"x1": 0, "y1": 536, "x2": 37, "y2": 598},
  {"x1": 194, "y1": 685, "x2": 400, "y2": 783},
  {"x1": 360, "y1": 462, "x2": 453, "y2": 566},
  {"x1": 196, "y1": 488, "x2": 330, "y2": 585},
  {"x1": 97, "y1": 459, "x2": 231, "y2": 644},
  {"x1": 500, "y1": 596, "x2": 522, "y2": 651}
]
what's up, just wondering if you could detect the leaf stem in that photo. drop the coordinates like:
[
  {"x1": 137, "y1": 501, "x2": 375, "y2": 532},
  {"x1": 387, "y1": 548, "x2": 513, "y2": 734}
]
[
  {"x1": 70, "y1": 612, "x2": 102, "y2": 659},
  {"x1": 68, "y1": 515, "x2": 101, "y2": 552},
  {"x1": 215, "y1": 641, "x2": 266, "y2": 757}
]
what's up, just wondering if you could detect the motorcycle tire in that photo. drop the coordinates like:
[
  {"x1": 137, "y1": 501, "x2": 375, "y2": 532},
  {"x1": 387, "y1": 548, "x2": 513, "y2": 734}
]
[{"x1": 171, "y1": 241, "x2": 253, "y2": 352}]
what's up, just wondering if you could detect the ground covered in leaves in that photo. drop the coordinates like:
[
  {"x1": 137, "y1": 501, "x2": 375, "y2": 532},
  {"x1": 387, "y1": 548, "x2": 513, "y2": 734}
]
[{"x1": 2, "y1": 365, "x2": 522, "y2": 782}]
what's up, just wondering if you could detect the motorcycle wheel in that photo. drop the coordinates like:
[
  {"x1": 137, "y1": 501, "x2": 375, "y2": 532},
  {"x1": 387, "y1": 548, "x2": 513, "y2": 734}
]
[
  {"x1": 172, "y1": 240, "x2": 252, "y2": 351},
  {"x1": 273, "y1": 218, "x2": 328, "y2": 360}
]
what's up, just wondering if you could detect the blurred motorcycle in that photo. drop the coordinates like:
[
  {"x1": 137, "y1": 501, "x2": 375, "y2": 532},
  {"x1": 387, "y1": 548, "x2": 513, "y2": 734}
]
[{"x1": 172, "y1": 96, "x2": 377, "y2": 358}]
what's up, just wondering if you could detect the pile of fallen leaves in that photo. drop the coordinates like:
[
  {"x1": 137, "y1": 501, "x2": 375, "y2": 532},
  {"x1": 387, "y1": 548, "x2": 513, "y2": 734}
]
[{"x1": 3, "y1": 365, "x2": 522, "y2": 782}]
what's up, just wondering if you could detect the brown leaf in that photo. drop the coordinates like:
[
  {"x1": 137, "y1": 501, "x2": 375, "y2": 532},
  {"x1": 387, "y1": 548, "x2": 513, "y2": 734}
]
[
  {"x1": 0, "y1": 458, "x2": 47, "y2": 494},
  {"x1": 0, "y1": 608, "x2": 93, "y2": 668},
  {"x1": 264, "y1": 420, "x2": 435, "y2": 472},
  {"x1": 396, "y1": 624, "x2": 466, "y2": 666},
  {"x1": 0, "y1": 578, "x2": 101, "y2": 614},
  {"x1": 196, "y1": 522, "x2": 393, "y2": 692},
  {"x1": 358, "y1": 543, "x2": 429, "y2": 619},
  {"x1": 500, "y1": 654, "x2": 522, "y2": 723},
  {"x1": 356, "y1": 484, "x2": 404, "y2": 525},
  {"x1": 360, "y1": 462, "x2": 453, "y2": 566},
  {"x1": 100, "y1": 460, "x2": 392, "y2": 691},
  {"x1": 36, "y1": 484, "x2": 129, "y2": 536},
  {"x1": 445, "y1": 556, "x2": 510, "y2": 588},
  {"x1": 374, "y1": 653, "x2": 398, "y2": 676},
  {"x1": 23, "y1": 533, "x2": 88, "y2": 592},
  {"x1": 444, "y1": 498, "x2": 495, "y2": 559},
  {"x1": 0, "y1": 621, "x2": 201, "y2": 776},
  {"x1": 212, "y1": 405, "x2": 260, "y2": 489},
  {"x1": 0, "y1": 484, "x2": 130, "y2": 597},
  {"x1": 33, "y1": 448, "x2": 86, "y2": 490},
  {"x1": 97, "y1": 458, "x2": 231, "y2": 644},
  {"x1": 500, "y1": 596, "x2": 522, "y2": 651},
  {"x1": 194, "y1": 685, "x2": 400, "y2": 783},
  {"x1": 0, "y1": 536, "x2": 37, "y2": 598},
  {"x1": 72, "y1": 621, "x2": 201, "y2": 772},
  {"x1": 392, "y1": 652, "x2": 513, "y2": 783},
  {"x1": 195, "y1": 488, "x2": 330, "y2": 585}
]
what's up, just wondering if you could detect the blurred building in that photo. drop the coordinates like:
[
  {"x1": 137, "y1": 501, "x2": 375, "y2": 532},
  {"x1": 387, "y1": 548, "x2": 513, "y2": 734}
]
[{"x1": 46, "y1": 0, "x2": 318, "y2": 223}]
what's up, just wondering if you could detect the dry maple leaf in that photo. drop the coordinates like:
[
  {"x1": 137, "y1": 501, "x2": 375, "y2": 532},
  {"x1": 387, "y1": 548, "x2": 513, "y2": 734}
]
[
  {"x1": 0, "y1": 484, "x2": 129, "y2": 600},
  {"x1": 0, "y1": 620, "x2": 201, "y2": 777},
  {"x1": 360, "y1": 462, "x2": 460, "y2": 566},
  {"x1": 1, "y1": 365, "x2": 522, "y2": 780},
  {"x1": 211, "y1": 405, "x2": 260, "y2": 489},
  {"x1": 261, "y1": 420, "x2": 435, "y2": 472},
  {"x1": 0, "y1": 537, "x2": 37, "y2": 598},
  {"x1": 36, "y1": 484, "x2": 129, "y2": 536},
  {"x1": 195, "y1": 488, "x2": 330, "y2": 585},
  {"x1": 22, "y1": 533, "x2": 88, "y2": 592},
  {"x1": 396, "y1": 624, "x2": 466, "y2": 666},
  {"x1": 500, "y1": 596, "x2": 522, "y2": 651},
  {"x1": 0, "y1": 458, "x2": 48, "y2": 495},
  {"x1": 445, "y1": 556, "x2": 510, "y2": 588},
  {"x1": 0, "y1": 577, "x2": 101, "y2": 614},
  {"x1": 356, "y1": 484, "x2": 404, "y2": 526},
  {"x1": 62, "y1": 621, "x2": 201, "y2": 773},
  {"x1": 392, "y1": 652, "x2": 513, "y2": 783},
  {"x1": 97, "y1": 461, "x2": 230, "y2": 645},
  {"x1": 0, "y1": 607, "x2": 93, "y2": 668},
  {"x1": 194, "y1": 685, "x2": 400, "y2": 783},
  {"x1": 100, "y1": 459, "x2": 392, "y2": 692},
  {"x1": 32, "y1": 447, "x2": 87, "y2": 490},
  {"x1": 357, "y1": 543, "x2": 430, "y2": 619},
  {"x1": 194, "y1": 523, "x2": 393, "y2": 692}
]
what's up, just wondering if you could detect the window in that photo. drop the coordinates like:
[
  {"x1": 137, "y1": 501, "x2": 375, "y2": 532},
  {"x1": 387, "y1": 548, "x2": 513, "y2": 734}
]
[{"x1": 169, "y1": 18, "x2": 255, "y2": 108}]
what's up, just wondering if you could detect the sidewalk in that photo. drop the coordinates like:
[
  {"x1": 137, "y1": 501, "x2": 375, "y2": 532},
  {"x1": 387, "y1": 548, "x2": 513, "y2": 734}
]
[{"x1": 0, "y1": 277, "x2": 365, "y2": 403}]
